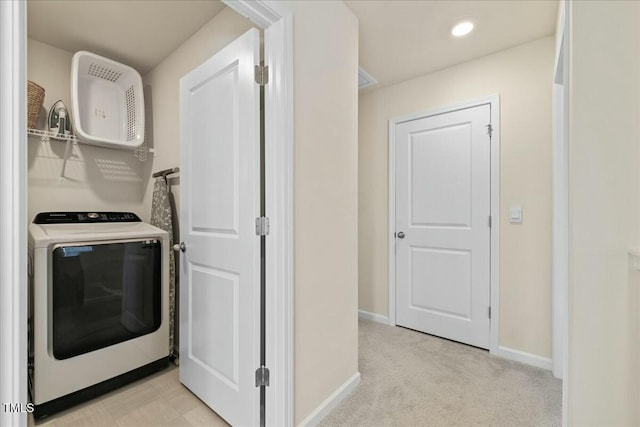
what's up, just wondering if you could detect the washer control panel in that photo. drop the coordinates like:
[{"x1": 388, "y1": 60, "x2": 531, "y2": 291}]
[{"x1": 33, "y1": 212, "x2": 141, "y2": 224}]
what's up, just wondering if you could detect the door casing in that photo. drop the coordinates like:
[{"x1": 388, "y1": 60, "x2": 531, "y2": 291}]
[
  {"x1": 387, "y1": 95, "x2": 500, "y2": 355},
  {"x1": 552, "y1": 1, "x2": 569, "y2": 424},
  {"x1": 0, "y1": 3, "x2": 28, "y2": 427}
]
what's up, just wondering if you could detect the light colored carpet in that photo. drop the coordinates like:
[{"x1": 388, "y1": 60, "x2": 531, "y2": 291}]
[{"x1": 320, "y1": 319, "x2": 562, "y2": 427}]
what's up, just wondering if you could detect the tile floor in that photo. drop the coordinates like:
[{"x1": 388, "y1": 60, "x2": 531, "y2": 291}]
[{"x1": 29, "y1": 366, "x2": 229, "y2": 427}]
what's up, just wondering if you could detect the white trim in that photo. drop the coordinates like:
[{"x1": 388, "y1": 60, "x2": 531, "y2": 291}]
[
  {"x1": 386, "y1": 95, "x2": 500, "y2": 128},
  {"x1": 387, "y1": 95, "x2": 501, "y2": 356},
  {"x1": 223, "y1": 2, "x2": 295, "y2": 426},
  {"x1": 553, "y1": 1, "x2": 565, "y2": 85},
  {"x1": 488, "y1": 97, "x2": 501, "y2": 356},
  {"x1": 224, "y1": 0, "x2": 281, "y2": 29},
  {"x1": 0, "y1": 1, "x2": 28, "y2": 426},
  {"x1": 496, "y1": 346, "x2": 553, "y2": 371},
  {"x1": 264, "y1": 10, "x2": 294, "y2": 427},
  {"x1": 552, "y1": 0, "x2": 570, "y2": 394},
  {"x1": 628, "y1": 249, "x2": 640, "y2": 271},
  {"x1": 358, "y1": 310, "x2": 389, "y2": 325},
  {"x1": 555, "y1": 2, "x2": 570, "y2": 426},
  {"x1": 358, "y1": 66, "x2": 377, "y2": 91},
  {"x1": 297, "y1": 372, "x2": 361, "y2": 427},
  {"x1": 388, "y1": 121, "x2": 397, "y2": 326},
  {"x1": 552, "y1": 80, "x2": 567, "y2": 381}
]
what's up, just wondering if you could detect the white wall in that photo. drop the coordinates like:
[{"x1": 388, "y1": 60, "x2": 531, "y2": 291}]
[
  {"x1": 27, "y1": 39, "x2": 146, "y2": 221},
  {"x1": 359, "y1": 37, "x2": 555, "y2": 359},
  {"x1": 283, "y1": 1, "x2": 360, "y2": 424},
  {"x1": 567, "y1": 1, "x2": 640, "y2": 425}
]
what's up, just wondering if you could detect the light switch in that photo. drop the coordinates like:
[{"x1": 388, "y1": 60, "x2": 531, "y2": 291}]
[{"x1": 509, "y1": 206, "x2": 523, "y2": 223}]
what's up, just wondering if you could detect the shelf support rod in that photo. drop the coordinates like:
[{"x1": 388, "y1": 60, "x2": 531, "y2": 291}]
[{"x1": 60, "y1": 139, "x2": 73, "y2": 179}]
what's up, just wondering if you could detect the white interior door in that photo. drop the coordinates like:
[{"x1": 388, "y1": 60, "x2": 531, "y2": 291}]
[
  {"x1": 179, "y1": 28, "x2": 260, "y2": 426},
  {"x1": 395, "y1": 104, "x2": 491, "y2": 349}
]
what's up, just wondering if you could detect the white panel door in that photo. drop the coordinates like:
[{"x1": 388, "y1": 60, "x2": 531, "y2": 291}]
[
  {"x1": 179, "y1": 28, "x2": 260, "y2": 426},
  {"x1": 395, "y1": 104, "x2": 491, "y2": 349}
]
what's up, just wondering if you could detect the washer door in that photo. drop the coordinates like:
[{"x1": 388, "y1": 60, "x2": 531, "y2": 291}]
[{"x1": 51, "y1": 239, "x2": 162, "y2": 359}]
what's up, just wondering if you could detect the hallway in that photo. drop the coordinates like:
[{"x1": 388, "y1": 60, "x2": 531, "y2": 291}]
[{"x1": 321, "y1": 319, "x2": 561, "y2": 426}]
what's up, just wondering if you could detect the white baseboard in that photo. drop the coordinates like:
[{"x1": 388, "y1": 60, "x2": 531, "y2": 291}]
[
  {"x1": 497, "y1": 346, "x2": 553, "y2": 371},
  {"x1": 298, "y1": 371, "x2": 361, "y2": 427},
  {"x1": 358, "y1": 309, "x2": 389, "y2": 325}
]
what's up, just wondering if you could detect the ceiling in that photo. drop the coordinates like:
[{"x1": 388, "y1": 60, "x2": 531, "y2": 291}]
[
  {"x1": 345, "y1": 0, "x2": 558, "y2": 90},
  {"x1": 28, "y1": 1, "x2": 557, "y2": 87},
  {"x1": 28, "y1": 0, "x2": 226, "y2": 75}
]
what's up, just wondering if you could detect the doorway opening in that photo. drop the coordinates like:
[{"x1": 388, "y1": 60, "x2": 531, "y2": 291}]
[
  {"x1": 388, "y1": 96, "x2": 501, "y2": 353},
  {"x1": 0, "y1": 1, "x2": 294, "y2": 426}
]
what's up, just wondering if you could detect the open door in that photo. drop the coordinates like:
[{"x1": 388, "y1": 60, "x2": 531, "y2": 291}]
[{"x1": 178, "y1": 28, "x2": 261, "y2": 426}]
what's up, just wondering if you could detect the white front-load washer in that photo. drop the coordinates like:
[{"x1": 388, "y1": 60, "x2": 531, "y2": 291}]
[{"x1": 28, "y1": 212, "x2": 170, "y2": 419}]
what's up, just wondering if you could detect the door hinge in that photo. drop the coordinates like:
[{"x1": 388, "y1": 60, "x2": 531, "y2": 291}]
[
  {"x1": 488, "y1": 215, "x2": 492, "y2": 228},
  {"x1": 255, "y1": 65, "x2": 269, "y2": 86},
  {"x1": 255, "y1": 217, "x2": 270, "y2": 236},
  {"x1": 488, "y1": 306, "x2": 492, "y2": 319},
  {"x1": 255, "y1": 366, "x2": 270, "y2": 387},
  {"x1": 486, "y1": 124, "x2": 493, "y2": 138}
]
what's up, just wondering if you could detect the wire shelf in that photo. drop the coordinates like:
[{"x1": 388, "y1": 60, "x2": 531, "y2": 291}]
[
  {"x1": 27, "y1": 128, "x2": 154, "y2": 159},
  {"x1": 27, "y1": 128, "x2": 155, "y2": 179},
  {"x1": 27, "y1": 128, "x2": 78, "y2": 142}
]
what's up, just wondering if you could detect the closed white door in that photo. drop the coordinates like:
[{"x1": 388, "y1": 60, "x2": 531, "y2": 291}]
[
  {"x1": 179, "y1": 28, "x2": 260, "y2": 426},
  {"x1": 395, "y1": 104, "x2": 491, "y2": 349}
]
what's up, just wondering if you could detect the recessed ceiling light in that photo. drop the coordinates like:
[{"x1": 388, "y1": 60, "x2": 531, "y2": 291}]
[{"x1": 451, "y1": 21, "x2": 474, "y2": 37}]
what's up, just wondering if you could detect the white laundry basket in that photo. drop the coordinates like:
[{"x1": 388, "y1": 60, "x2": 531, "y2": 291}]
[{"x1": 71, "y1": 51, "x2": 145, "y2": 149}]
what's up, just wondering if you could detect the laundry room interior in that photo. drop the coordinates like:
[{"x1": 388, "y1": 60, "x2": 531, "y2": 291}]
[
  {"x1": 26, "y1": 1, "x2": 264, "y2": 425},
  {"x1": 27, "y1": 2, "x2": 258, "y2": 223}
]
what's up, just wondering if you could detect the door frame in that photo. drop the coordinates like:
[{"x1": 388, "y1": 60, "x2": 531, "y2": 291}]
[
  {"x1": 552, "y1": 1, "x2": 569, "y2": 424},
  {"x1": 0, "y1": 2, "x2": 28, "y2": 427},
  {"x1": 552, "y1": 4, "x2": 568, "y2": 381},
  {"x1": 387, "y1": 95, "x2": 501, "y2": 355},
  {"x1": 0, "y1": 1, "x2": 295, "y2": 426},
  {"x1": 221, "y1": 3, "x2": 294, "y2": 425}
]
